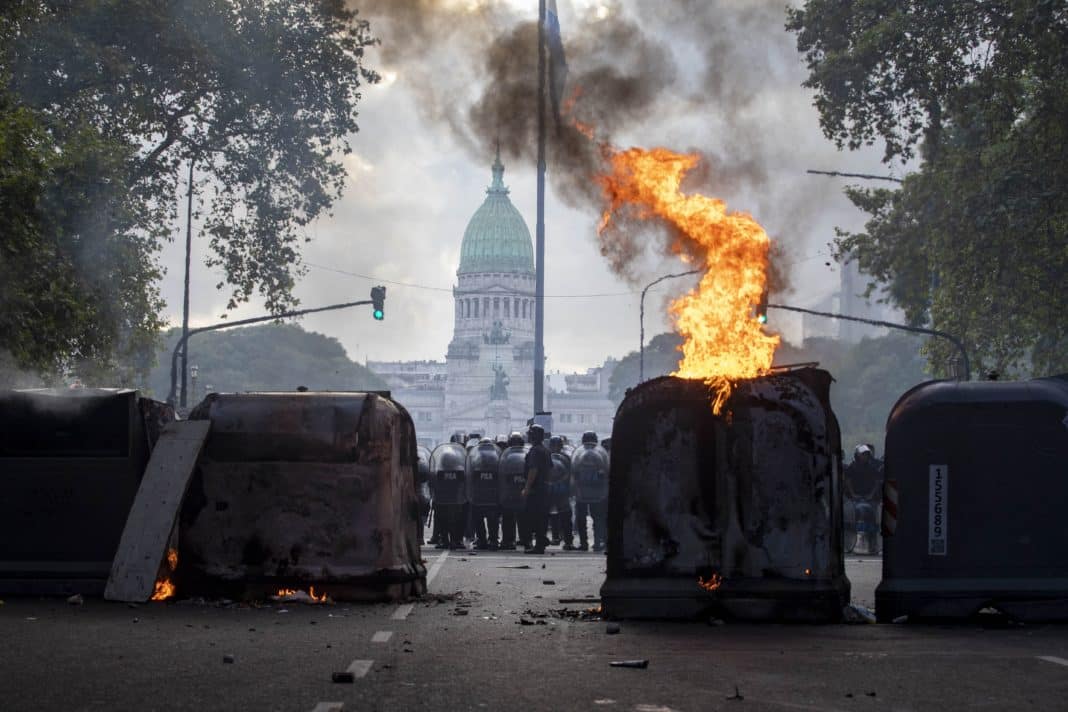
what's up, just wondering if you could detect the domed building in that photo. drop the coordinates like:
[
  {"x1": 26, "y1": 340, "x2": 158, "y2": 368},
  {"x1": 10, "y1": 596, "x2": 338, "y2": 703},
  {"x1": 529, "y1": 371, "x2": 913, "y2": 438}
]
[
  {"x1": 368, "y1": 150, "x2": 618, "y2": 447},
  {"x1": 444, "y1": 150, "x2": 537, "y2": 439}
]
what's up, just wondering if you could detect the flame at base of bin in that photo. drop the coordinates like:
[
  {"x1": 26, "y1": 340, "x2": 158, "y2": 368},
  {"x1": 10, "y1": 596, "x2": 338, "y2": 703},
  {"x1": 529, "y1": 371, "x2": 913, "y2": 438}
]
[
  {"x1": 151, "y1": 547, "x2": 179, "y2": 601},
  {"x1": 597, "y1": 147, "x2": 779, "y2": 413}
]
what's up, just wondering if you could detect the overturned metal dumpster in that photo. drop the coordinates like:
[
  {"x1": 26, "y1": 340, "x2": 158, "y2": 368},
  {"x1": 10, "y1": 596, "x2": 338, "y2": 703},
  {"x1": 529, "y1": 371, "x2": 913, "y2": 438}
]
[
  {"x1": 179, "y1": 392, "x2": 426, "y2": 600},
  {"x1": 0, "y1": 388, "x2": 173, "y2": 595},
  {"x1": 876, "y1": 376, "x2": 1068, "y2": 622},
  {"x1": 600, "y1": 369, "x2": 849, "y2": 621}
]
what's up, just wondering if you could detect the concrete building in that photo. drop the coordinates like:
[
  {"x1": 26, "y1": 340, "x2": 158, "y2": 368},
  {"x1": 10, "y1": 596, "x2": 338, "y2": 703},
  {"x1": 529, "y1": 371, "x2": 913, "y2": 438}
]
[{"x1": 368, "y1": 152, "x2": 618, "y2": 447}]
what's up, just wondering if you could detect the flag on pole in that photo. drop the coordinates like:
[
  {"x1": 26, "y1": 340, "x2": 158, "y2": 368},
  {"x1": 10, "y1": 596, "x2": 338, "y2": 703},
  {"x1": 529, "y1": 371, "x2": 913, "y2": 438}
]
[{"x1": 544, "y1": 0, "x2": 568, "y2": 125}]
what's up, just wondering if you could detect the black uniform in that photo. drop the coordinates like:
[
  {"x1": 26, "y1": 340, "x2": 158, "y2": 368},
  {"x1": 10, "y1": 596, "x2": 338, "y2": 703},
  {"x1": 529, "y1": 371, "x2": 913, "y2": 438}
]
[{"x1": 523, "y1": 443, "x2": 553, "y2": 553}]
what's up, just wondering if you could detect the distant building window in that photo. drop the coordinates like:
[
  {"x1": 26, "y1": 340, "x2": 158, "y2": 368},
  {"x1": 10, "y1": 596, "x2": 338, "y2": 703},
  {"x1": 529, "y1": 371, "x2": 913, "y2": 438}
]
[
  {"x1": 504, "y1": 299, "x2": 510, "y2": 318},
  {"x1": 494, "y1": 297, "x2": 500, "y2": 316},
  {"x1": 474, "y1": 299, "x2": 479, "y2": 318}
]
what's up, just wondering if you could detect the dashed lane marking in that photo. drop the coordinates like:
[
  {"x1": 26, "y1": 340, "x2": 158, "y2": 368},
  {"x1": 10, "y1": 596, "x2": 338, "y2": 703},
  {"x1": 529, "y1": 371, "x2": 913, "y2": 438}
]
[
  {"x1": 347, "y1": 659, "x2": 374, "y2": 679},
  {"x1": 1037, "y1": 656, "x2": 1068, "y2": 668},
  {"x1": 371, "y1": 630, "x2": 392, "y2": 643},
  {"x1": 426, "y1": 550, "x2": 449, "y2": 586},
  {"x1": 391, "y1": 603, "x2": 414, "y2": 621},
  {"x1": 310, "y1": 703, "x2": 343, "y2": 712}
]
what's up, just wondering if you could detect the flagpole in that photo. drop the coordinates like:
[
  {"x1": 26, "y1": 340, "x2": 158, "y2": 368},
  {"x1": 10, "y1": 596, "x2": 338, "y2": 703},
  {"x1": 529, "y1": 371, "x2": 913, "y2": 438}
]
[{"x1": 533, "y1": 0, "x2": 547, "y2": 415}]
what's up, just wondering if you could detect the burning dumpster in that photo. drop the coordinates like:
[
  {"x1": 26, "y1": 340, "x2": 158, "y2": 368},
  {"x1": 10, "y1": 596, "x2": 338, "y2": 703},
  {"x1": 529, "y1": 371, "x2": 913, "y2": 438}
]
[
  {"x1": 876, "y1": 376, "x2": 1068, "y2": 622},
  {"x1": 179, "y1": 392, "x2": 426, "y2": 600},
  {"x1": 600, "y1": 369, "x2": 849, "y2": 621},
  {"x1": 0, "y1": 388, "x2": 173, "y2": 595}
]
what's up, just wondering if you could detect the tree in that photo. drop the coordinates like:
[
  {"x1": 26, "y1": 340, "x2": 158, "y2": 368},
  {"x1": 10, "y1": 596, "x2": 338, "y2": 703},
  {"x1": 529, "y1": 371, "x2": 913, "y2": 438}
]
[
  {"x1": 0, "y1": 0, "x2": 378, "y2": 381},
  {"x1": 146, "y1": 323, "x2": 386, "y2": 399},
  {"x1": 788, "y1": 1, "x2": 1068, "y2": 377},
  {"x1": 607, "y1": 332, "x2": 683, "y2": 404}
]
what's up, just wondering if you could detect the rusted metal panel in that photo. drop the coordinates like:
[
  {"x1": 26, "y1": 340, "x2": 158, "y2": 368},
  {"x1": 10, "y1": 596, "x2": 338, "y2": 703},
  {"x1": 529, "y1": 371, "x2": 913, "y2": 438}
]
[
  {"x1": 0, "y1": 389, "x2": 174, "y2": 595},
  {"x1": 600, "y1": 370, "x2": 849, "y2": 621},
  {"x1": 876, "y1": 376, "x2": 1068, "y2": 622},
  {"x1": 180, "y1": 392, "x2": 425, "y2": 601}
]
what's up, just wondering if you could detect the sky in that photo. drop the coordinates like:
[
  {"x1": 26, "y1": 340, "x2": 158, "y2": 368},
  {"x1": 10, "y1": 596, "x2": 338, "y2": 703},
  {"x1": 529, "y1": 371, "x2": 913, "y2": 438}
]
[{"x1": 158, "y1": 0, "x2": 896, "y2": 374}]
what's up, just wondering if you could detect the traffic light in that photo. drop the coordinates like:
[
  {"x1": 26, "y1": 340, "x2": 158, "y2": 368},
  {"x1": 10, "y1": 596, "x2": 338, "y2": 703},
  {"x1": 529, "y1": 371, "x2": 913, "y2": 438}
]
[
  {"x1": 755, "y1": 287, "x2": 769, "y2": 325},
  {"x1": 371, "y1": 285, "x2": 385, "y2": 321}
]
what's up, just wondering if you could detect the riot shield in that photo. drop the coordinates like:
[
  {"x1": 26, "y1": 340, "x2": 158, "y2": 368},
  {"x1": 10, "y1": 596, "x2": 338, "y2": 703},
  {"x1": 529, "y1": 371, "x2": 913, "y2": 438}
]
[
  {"x1": 430, "y1": 442, "x2": 468, "y2": 505},
  {"x1": 498, "y1": 445, "x2": 529, "y2": 512},
  {"x1": 416, "y1": 445, "x2": 432, "y2": 508},
  {"x1": 466, "y1": 441, "x2": 501, "y2": 507},
  {"x1": 549, "y1": 451, "x2": 572, "y2": 500},
  {"x1": 572, "y1": 443, "x2": 609, "y2": 504}
]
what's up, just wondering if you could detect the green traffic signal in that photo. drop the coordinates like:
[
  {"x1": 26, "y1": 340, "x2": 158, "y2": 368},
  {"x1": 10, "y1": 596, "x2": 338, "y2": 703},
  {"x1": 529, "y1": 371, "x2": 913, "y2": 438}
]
[{"x1": 370, "y1": 285, "x2": 386, "y2": 321}]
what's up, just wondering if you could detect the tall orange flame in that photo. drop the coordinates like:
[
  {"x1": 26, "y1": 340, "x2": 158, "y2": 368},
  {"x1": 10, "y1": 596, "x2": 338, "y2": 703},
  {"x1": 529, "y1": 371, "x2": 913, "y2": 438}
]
[{"x1": 597, "y1": 147, "x2": 779, "y2": 412}]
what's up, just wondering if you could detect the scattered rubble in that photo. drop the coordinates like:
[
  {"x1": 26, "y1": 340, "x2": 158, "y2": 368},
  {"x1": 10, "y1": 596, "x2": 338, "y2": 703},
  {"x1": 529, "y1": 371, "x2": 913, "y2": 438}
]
[
  {"x1": 66, "y1": 594, "x2": 84, "y2": 606},
  {"x1": 726, "y1": 686, "x2": 744, "y2": 701},
  {"x1": 542, "y1": 580, "x2": 556, "y2": 585},
  {"x1": 606, "y1": 623, "x2": 621, "y2": 635},
  {"x1": 609, "y1": 660, "x2": 648, "y2": 669},
  {"x1": 223, "y1": 655, "x2": 235, "y2": 664},
  {"x1": 332, "y1": 671, "x2": 355, "y2": 684},
  {"x1": 842, "y1": 604, "x2": 876, "y2": 624}
]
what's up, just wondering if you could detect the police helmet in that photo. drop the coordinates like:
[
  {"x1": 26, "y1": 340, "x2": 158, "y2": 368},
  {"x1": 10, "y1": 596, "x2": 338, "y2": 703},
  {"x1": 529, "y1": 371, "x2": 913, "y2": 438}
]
[
  {"x1": 507, "y1": 431, "x2": 525, "y2": 447},
  {"x1": 527, "y1": 423, "x2": 546, "y2": 444},
  {"x1": 581, "y1": 431, "x2": 598, "y2": 444},
  {"x1": 548, "y1": 435, "x2": 563, "y2": 451}
]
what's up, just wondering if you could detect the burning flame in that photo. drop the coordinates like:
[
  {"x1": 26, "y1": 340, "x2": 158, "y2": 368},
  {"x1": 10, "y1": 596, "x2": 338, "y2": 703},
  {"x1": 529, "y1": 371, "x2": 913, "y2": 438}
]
[
  {"x1": 151, "y1": 547, "x2": 179, "y2": 601},
  {"x1": 698, "y1": 573, "x2": 724, "y2": 592},
  {"x1": 274, "y1": 586, "x2": 330, "y2": 603},
  {"x1": 597, "y1": 147, "x2": 779, "y2": 413}
]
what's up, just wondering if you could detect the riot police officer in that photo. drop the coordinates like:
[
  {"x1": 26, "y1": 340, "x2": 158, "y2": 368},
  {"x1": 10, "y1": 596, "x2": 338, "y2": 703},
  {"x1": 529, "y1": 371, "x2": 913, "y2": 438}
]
[
  {"x1": 467, "y1": 438, "x2": 502, "y2": 550},
  {"x1": 547, "y1": 435, "x2": 574, "y2": 550},
  {"x1": 497, "y1": 431, "x2": 528, "y2": 550},
  {"x1": 430, "y1": 440, "x2": 469, "y2": 550},
  {"x1": 521, "y1": 424, "x2": 553, "y2": 554},
  {"x1": 572, "y1": 431, "x2": 609, "y2": 551}
]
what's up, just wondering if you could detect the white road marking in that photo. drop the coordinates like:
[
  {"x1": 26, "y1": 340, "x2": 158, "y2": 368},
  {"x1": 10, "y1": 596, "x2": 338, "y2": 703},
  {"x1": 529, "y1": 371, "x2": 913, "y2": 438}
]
[
  {"x1": 371, "y1": 630, "x2": 393, "y2": 643},
  {"x1": 310, "y1": 703, "x2": 343, "y2": 712},
  {"x1": 1037, "y1": 655, "x2": 1068, "y2": 668},
  {"x1": 391, "y1": 603, "x2": 414, "y2": 620},
  {"x1": 347, "y1": 659, "x2": 374, "y2": 678},
  {"x1": 426, "y1": 550, "x2": 449, "y2": 586}
]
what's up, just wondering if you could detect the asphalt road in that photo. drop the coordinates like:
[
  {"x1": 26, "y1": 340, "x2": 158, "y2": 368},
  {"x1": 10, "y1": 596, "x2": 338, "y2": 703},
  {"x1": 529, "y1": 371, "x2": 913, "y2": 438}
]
[{"x1": 2, "y1": 551, "x2": 1067, "y2": 711}]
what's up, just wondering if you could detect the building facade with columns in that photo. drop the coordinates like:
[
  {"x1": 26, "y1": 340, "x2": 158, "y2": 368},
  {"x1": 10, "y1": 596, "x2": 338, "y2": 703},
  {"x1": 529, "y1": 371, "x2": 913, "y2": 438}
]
[{"x1": 369, "y1": 153, "x2": 616, "y2": 448}]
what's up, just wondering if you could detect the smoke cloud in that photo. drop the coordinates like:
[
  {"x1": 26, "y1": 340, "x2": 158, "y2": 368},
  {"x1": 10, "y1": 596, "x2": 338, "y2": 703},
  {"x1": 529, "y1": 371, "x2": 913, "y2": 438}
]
[{"x1": 354, "y1": 0, "x2": 842, "y2": 292}]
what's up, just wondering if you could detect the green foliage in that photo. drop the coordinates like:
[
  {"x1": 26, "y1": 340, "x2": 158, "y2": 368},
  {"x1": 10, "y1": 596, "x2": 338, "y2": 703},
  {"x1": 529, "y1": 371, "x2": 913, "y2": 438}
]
[
  {"x1": 788, "y1": 0, "x2": 1068, "y2": 377},
  {"x1": 0, "y1": 0, "x2": 377, "y2": 382},
  {"x1": 146, "y1": 323, "x2": 387, "y2": 400},
  {"x1": 608, "y1": 332, "x2": 683, "y2": 403},
  {"x1": 609, "y1": 331, "x2": 931, "y2": 455}
]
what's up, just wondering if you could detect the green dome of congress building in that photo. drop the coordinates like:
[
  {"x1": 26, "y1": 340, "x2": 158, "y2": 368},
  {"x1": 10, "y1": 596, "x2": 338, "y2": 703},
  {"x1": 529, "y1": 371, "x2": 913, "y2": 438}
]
[{"x1": 457, "y1": 153, "x2": 535, "y2": 276}]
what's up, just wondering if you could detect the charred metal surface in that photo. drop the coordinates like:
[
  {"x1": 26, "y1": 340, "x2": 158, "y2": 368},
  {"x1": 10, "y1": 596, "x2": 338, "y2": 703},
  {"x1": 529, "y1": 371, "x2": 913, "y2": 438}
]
[
  {"x1": 876, "y1": 376, "x2": 1068, "y2": 622},
  {"x1": 601, "y1": 370, "x2": 849, "y2": 621},
  {"x1": 0, "y1": 389, "x2": 173, "y2": 595},
  {"x1": 180, "y1": 392, "x2": 426, "y2": 601}
]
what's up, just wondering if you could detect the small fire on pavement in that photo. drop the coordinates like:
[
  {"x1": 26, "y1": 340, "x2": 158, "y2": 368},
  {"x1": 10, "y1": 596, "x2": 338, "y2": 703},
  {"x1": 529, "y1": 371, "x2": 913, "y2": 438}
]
[
  {"x1": 150, "y1": 547, "x2": 179, "y2": 601},
  {"x1": 698, "y1": 573, "x2": 724, "y2": 592},
  {"x1": 272, "y1": 586, "x2": 330, "y2": 604}
]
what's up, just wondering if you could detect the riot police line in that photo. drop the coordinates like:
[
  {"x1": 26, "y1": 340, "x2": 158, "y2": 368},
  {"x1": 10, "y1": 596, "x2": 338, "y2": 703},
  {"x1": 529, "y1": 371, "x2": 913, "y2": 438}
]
[{"x1": 416, "y1": 429, "x2": 611, "y2": 553}]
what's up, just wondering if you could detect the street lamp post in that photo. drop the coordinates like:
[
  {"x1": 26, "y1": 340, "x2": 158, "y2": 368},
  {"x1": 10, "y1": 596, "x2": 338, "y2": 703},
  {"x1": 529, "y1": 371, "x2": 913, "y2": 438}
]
[{"x1": 639, "y1": 269, "x2": 701, "y2": 382}]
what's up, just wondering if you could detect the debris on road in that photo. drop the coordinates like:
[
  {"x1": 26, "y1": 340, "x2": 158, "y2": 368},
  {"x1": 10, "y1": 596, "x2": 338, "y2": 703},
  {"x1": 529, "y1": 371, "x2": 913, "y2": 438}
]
[
  {"x1": 542, "y1": 580, "x2": 556, "y2": 585},
  {"x1": 66, "y1": 594, "x2": 84, "y2": 606},
  {"x1": 497, "y1": 565, "x2": 531, "y2": 570},
  {"x1": 842, "y1": 604, "x2": 876, "y2": 624},
  {"x1": 707, "y1": 617, "x2": 725, "y2": 626},
  {"x1": 609, "y1": 660, "x2": 649, "y2": 669},
  {"x1": 892, "y1": 615, "x2": 909, "y2": 624},
  {"x1": 606, "y1": 623, "x2": 621, "y2": 635},
  {"x1": 727, "y1": 686, "x2": 744, "y2": 701},
  {"x1": 559, "y1": 598, "x2": 600, "y2": 604},
  {"x1": 332, "y1": 671, "x2": 355, "y2": 684},
  {"x1": 223, "y1": 654, "x2": 235, "y2": 664},
  {"x1": 518, "y1": 618, "x2": 535, "y2": 626}
]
